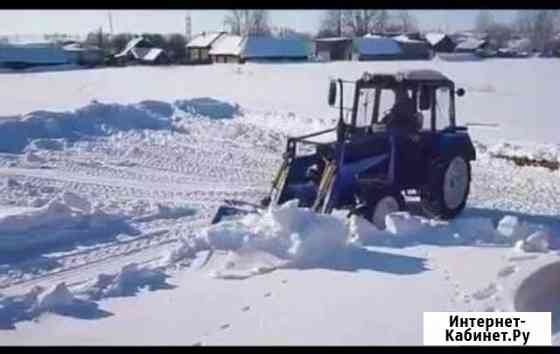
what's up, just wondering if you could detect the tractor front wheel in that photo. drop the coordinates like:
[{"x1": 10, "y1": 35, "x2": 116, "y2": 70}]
[
  {"x1": 421, "y1": 156, "x2": 471, "y2": 220},
  {"x1": 361, "y1": 192, "x2": 405, "y2": 230}
]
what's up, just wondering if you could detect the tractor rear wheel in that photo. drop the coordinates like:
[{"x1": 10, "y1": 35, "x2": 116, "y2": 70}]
[{"x1": 421, "y1": 155, "x2": 471, "y2": 220}]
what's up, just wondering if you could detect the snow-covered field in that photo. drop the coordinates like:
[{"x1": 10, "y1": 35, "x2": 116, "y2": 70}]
[{"x1": 0, "y1": 59, "x2": 559, "y2": 345}]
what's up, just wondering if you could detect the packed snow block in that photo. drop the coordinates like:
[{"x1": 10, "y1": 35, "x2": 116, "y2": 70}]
[
  {"x1": 519, "y1": 231, "x2": 550, "y2": 253},
  {"x1": 174, "y1": 98, "x2": 241, "y2": 120},
  {"x1": 496, "y1": 215, "x2": 531, "y2": 243},
  {"x1": 347, "y1": 214, "x2": 389, "y2": 246},
  {"x1": 137, "y1": 100, "x2": 174, "y2": 118},
  {"x1": 83, "y1": 263, "x2": 172, "y2": 299},
  {"x1": 35, "y1": 283, "x2": 76, "y2": 312},
  {"x1": 385, "y1": 212, "x2": 426, "y2": 237},
  {"x1": 199, "y1": 222, "x2": 247, "y2": 251}
]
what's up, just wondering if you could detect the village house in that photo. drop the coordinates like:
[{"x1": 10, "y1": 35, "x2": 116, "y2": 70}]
[
  {"x1": 313, "y1": 37, "x2": 353, "y2": 61},
  {"x1": 393, "y1": 35, "x2": 432, "y2": 60},
  {"x1": 239, "y1": 36, "x2": 310, "y2": 62},
  {"x1": 424, "y1": 33, "x2": 456, "y2": 53},
  {"x1": 114, "y1": 37, "x2": 170, "y2": 66},
  {"x1": 63, "y1": 42, "x2": 104, "y2": 67},
  {"x1": 208, "y1": 34, "x2": 243, "y2": 63},
  {"x1": 353, "y1": 36, "x2": 403, "y2": 61},
  {"x1": 0, "y1": 42, "x2": 68, "y2": 69},
  {"x1": 186, "y1": 32, "x2": 225, "y2": 64}
]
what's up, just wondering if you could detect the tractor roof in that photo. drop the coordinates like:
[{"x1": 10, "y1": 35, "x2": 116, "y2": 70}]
[{"x1": 360, "y1": 69, "x2": 453, "y2": 87}]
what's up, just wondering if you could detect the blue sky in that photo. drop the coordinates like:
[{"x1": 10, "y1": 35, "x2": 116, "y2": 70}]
[{"x1": 0, "y1": 10, "x2": 519, "y2": 37}]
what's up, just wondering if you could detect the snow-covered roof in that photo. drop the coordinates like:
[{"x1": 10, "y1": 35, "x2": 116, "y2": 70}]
[
  {"x1": 455, "y1": 38, "x2": 487, "y2": 51},
  {"x1": 354, "y1": 37, "x2": 402, "y2": 56},
  {"x1": 364, "y1": 34, "x2": 383, "y2": 39},
  {"x1": 115, "y1": 37, "x2": 145, "y2": 57},
  {"x1": 141, "y1": 48, "x2": 164, "y2": 61},
  {"x1": 393, "y1": 35, "x2": 425, "y2": 44},
  {"x1": 314, "y1": 37, "x2": 352, "y2": 42},
  {"x1": 208, "y1": 35, "x2": 243, "y2": 56},
  {"x1": 63, "y1": 43, "x2": 101, "y2": 52},
  {"x1": 187, "y1": 32, "x2": 224, "y2": 48},
  {"x1": 425, "y1": 33, "x2": 446, "y2": 46},
  {"x1": 0, "y1": 45, "x2": 68, "y2": 64},
  {"x1": 241, "y1": 37, "x2": 310, "y2": 59}
]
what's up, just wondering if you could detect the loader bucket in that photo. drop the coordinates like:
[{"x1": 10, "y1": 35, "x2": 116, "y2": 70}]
[{"x1": 210, "y1": 199, "x2": 263, "y2": 224}]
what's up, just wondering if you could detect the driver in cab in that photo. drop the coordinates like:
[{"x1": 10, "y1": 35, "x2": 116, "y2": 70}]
[{"x1": 382, "y1": 87, "x2": 421, "y2": 132}]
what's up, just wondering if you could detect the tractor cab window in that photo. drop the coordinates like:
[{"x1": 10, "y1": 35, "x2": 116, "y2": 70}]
[
  {"x1": 436, "y1": 87, "x2": 451, "y2": 130},
  {"x1": 356, "y1": 88, "x2": 377, "y2": 127}
]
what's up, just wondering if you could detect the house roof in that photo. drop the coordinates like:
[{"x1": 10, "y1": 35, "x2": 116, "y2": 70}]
[
  {"x1": 187, "y1": 32, "x2": 224, "y2": 48},
  {"x1": 115, "y1": 37, "x2": 145, "y2": 57},
  {"x1": 393, "y1": 35, "x2": 426, "y2": 44},
  {"x1": 425, "y1": 33, "x2": 447, "y2": 46},
  {"x1": 240, "y1": 37, "x2": 310, "y2": 59},
  {"x1": 63, "y1": 43, "x2": 101, "y2": 52},
  {"x1": 354, "y1": 37, "x2": 402, "y2": 56},
  {"x1": 455, "y1": 38, "x2": 487, "y2": 51},
  {"x1": 314, "y1": 37, "x2": 352, "y2": 42},
  {"x1": 208, "y1": 35, "x2": 243, "y2": 56},
  {"x1": 0, "y1": 44, "x2": 68, "y2": 64}
]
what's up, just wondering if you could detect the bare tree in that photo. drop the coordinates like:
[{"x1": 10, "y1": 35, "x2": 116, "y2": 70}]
[
  {"x1": 318, "y1": 10, "x2": 343, "y2": 37},
  {"x1": 394, "y1": 10, "x2": 419, "y2": 33},
  {"x1": 223, "y1": 10, "x2": 270, "y2": 36},
  {"x1": 341, "y1": 10, "x2": 380, "y2": 36},
  {"x1": 514, "y1": 10, "x2": 560, "y2": 51},
  {"x1": 475, "y1": 11, "x2": 495, "y2": 33},
  {"x1": 485, "y1": 23, "x2": 515, "y2": 49},
  {"x1": 373, "y1": 10, "x2": 390, "y2": 33}
]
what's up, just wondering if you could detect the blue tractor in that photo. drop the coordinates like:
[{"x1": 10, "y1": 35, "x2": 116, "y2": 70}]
[{"x1": 215, "y1": 70, "x2": 476, "y2": 229}]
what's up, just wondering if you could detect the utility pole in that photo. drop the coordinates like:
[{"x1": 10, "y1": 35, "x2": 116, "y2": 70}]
[
  {"x1": 185, "y1": 11, "x2": 192, "y2": 41},
  {"x1": 108, "y1": 11, "x2": 114, "y2": 36}
]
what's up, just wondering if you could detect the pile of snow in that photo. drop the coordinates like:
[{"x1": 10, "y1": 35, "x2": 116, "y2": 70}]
[
  {"x1": 0, "y1": 97, "x2": 243, "y2": 153},
  {"x1": 163, "y1": 203, "x2": 557, "y2": 278},
  {"x1": 166, "y1": 200, "x2": 351, "y2": 274},
  {"x1": 79, "y1": 263, "x2": 171, "y2": 300},
  {"x1": 0, "y1": 191, "x2": 131, "y2": 253},
  {"x1": 0, "y1": 262, "x2": 171, "y2": 328}
]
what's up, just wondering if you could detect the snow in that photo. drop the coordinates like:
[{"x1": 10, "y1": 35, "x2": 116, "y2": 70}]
[
  {"x1": 209, "y1": 35, "x2": 243, "y2": 56},
  {"x1": 425, "y1": 33, "x2": 446, "y2": 46},
  {"x1": 0, "y1": 60, "x2": 559, "y2": 344},
  {"x1": 455, "y1": 38, "x2": 486, "y2": 51}
]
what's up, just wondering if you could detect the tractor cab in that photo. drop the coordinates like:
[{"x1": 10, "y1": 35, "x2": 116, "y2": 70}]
[{"x1": 264, "y1": 69, "x2": 476, "y2": 229}]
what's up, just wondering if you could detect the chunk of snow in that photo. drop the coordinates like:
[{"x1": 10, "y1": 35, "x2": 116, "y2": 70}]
[
  {"x1": 521, "y1": 231, "x2": 550, "y2": 253},
  {"x1": 81, "y1": 263, "x2": 171, "y2": 300},
  {"x1": 385, "y1": 212, "x2": 426, "y2": 236},
  {"x1": 496, "y1": 215, "x2": 531, "y2": 242},
  {"x1": 35, "y1": 282, "x2": 76, "y2": 312}
]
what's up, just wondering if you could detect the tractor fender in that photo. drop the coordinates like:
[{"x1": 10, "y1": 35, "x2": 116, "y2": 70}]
[{"x1": 435, "y1": 132, "x2": 476, "y2": 162}]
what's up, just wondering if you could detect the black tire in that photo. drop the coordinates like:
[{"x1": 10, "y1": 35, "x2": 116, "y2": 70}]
[
  {"x1": 359, "y1": 192, "x2": 406, "y2": 230},
  {"x1": 421, "y1": 155, "x2": 471, "y2": 220}
]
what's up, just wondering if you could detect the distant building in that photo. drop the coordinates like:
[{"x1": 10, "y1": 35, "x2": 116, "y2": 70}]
[
  {"x1": 63, "y1": 43, "x2": 104, "y2": 67},
  {"x1": 186, "y1": 32, "x2": 225, "y2": 64},
  {"x1": 114, "y1": 37, "x2": 170, "y2": 65},
  {"x1": 393, "y1": 35, "x2": 432, "y2": 60},
  {"x1": 454, "y1": 38, "x2": 489, "y2": 53},
  {"x1": 208, "y1": 34, "x2": 243, "y2": 63},
  {"x1": 0, "y1": 43, "x2": 68, "y2": 69},
  {"x1": 424, "y1": 33, "x2": 456, "y2": 53},
  {"x1": 240, "y1": 36, "x2": 310, "y2": 62},
  {"x1": 353, "y1": 37, "x2": 402, "y2": 61},
  {"x1": 313, "y1": 37, "x2": 353, "y2": 61}
]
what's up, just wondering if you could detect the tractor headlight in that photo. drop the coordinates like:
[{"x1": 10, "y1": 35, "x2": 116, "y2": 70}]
[{"x1": 362, "y1": 72, "x2": 373, "y2": 82}]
